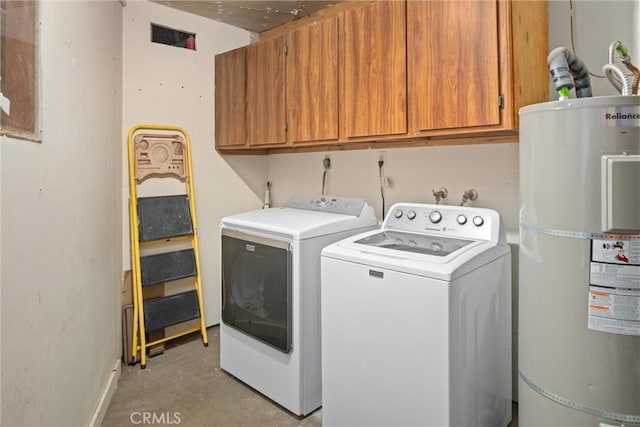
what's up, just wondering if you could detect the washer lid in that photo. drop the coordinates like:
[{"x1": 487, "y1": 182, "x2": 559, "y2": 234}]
[
  {"x1": 354, "y1": 230, "x2": 474, "y2": 257},
  {"x1": 221, "y1": 195, "x2": 378, "y2": 240},
  {"x1": 323, "y1": 228, "x2": 509, "y2": 280}
]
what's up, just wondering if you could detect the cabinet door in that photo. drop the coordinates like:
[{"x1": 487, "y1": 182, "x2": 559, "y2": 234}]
[
  {"x1": 215, "y1": 47, "x2": 246, "y2": 148},
  {"x1": 287, "y1": 17, "x2": 339, "y2": 144},
  {"x1": 343, "y1": 0, "x2": 407, "y2": 139},
  {"x1": 246, "y1": 36, "x2": 287, "y2": 146},
  {"x1": 408, "y1": 0, "x2": 500, "y2": 132}
]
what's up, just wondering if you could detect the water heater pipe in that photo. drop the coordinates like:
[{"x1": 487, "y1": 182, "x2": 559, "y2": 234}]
[
  {"x1": 622, "y1": 57, "x2": 640, "y2": 95},
  {"x1": 603, "y1": 41, "x2": 635, "y2": 96},
  {"x1": 547, "y1": 47, "x2": 592, "y2": 99},
  {"x1": 263, "y1": 181, "x2": 271, "y2": 209},
  {"x1": 613, "y1": 41, "x2": 639, "y2": 95},
  {"x1": 603, "y1": 64, "x2": 633, "y2": 95}
]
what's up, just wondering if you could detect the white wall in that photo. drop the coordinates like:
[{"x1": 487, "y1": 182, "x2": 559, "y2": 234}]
[
  {"x1": 122, "y1": 1, "x2": 266, "y2": 326},
  {"x1": 1, "y1": 1, "x2": 122, "y2": 425},
  {"x1": 267, "y1": 144, "x2": 520, "y2": 231}
]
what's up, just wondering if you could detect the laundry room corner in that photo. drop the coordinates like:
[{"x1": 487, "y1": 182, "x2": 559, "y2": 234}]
[
  {"x1": 121, "y1": 0, "x2": 266, "y2": 327},
  {"x1": 2, "y1": 0, "x2": 637, "y2": 424}
]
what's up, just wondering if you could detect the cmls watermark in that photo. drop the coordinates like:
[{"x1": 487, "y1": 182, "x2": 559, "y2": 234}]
[{"x1": 130, "y1": 411, "x2": 181, "y2": 425}]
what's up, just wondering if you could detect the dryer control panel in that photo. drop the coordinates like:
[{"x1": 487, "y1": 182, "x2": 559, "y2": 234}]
[
  {"x1": 284, "y1": 194, "x2": 367, "y2": 217},
  {"x1": 384, "y1": 203, "x2": 502, "y2": 244}
]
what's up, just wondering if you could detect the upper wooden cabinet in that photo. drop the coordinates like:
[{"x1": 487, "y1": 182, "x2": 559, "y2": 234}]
[
  {"x1": 408, "y1": 0, "x2": 500, "y2": 132},
  {"x1": 343, "y1": 1, "x2": 407, "y2": 139},
  {"x1": 407, "y1": 0, "x2": 547, "y2": 137},
  {"x1": 228, "y1": 19, "x2": 340, "y2": 149},
  {"x1": 245, "y1": 36, "x2": 287, "y2": 146},
  {"x1": 287, "y1": 17, "x2": 340, "y2": 144},
  {"x1": 214, "y1": 0, "x2": 548, "y2": 153},
  {"x1": 214, "y1": 47, "x2": 245, "y2": 148}
]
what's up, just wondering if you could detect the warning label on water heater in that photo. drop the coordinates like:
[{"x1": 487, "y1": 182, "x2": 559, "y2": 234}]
[{"x1": 588, "y1": 238, "x2": 640, "y2": 336}]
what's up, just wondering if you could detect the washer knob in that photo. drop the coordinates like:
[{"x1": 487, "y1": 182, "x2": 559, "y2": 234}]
[
  {"x1": 472, "y1": 216, "x2": 484, "y2": 227},
  {"x1": 407, "y1": 210, "x2": 416, "y2": 220},
  {"x1": 429, "y1": 210, "x2": 442, "y2": 224},
  {"x1": 457, "y1": 214, "x2": 467, "y2": 225},
  {"x1": 393, "y1": 209, "x2": 403, "y2": 219}
]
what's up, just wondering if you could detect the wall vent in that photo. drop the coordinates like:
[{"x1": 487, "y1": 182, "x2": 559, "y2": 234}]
[{"x1": 151, "y1": 23, "x2": 196, "y2": 50}]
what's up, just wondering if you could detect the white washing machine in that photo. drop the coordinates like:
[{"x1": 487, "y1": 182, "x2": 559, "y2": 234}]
[
  {"x1": 321, "y1": 203, "x2": 512, "y2": 426},
  {"x1": 220, "y1": 194, "x2": 378, "y2": 416}
]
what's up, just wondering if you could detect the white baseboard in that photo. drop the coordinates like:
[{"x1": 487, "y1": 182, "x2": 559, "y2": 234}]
[{"x1": 89, "y1": 359, "x2": 121, "y2": 427}]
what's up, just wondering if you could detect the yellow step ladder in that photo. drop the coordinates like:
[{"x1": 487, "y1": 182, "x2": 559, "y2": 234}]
[{"x1": 127, "y1": 124, "x2": 208, "y2": 368}]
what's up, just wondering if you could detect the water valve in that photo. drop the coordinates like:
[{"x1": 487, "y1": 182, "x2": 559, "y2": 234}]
[
  {"x1": 460, "y1": 189, "x2": 478, "y2": 206},
  {"x1": 432, "y1": 188, "x2": 448, "y2": 205}
]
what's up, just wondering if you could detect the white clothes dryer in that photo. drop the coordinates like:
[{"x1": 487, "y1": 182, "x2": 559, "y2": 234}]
[
  {"x1": 321, "y1": 203, "x2": 512, "y2": 426},
  {"x1": 220, "y1": 194, "x2": 378, "y2": 416}
]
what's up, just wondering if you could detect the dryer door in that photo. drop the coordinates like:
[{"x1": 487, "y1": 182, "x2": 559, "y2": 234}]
[{"x1": 221, "y1": 228, "x2": 292, "y2": 353}]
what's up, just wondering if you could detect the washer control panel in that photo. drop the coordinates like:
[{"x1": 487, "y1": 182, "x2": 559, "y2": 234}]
[{"x1": 383, "y1": 203, "x2": 501, "y2": 242}]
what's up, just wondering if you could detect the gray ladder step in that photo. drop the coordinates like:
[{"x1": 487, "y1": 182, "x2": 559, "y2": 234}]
[
  {"x1": 138, "y1": 195, "x2": 193, "y2": 242},
  {"x1": 143, "y1": 290, "x2": 200, "y2": 332},
  {"x1": 140, "y1": 248, "x2": 197, "y2": 286}
]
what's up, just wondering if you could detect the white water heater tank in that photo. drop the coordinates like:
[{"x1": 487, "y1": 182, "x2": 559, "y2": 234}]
[{"x1": 519, "y1": 96, "x2": 640, "y2": 426}]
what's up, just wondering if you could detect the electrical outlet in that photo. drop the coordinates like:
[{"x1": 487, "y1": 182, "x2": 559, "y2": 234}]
[
  {"x1": 323, "y1": 155, "x2": 331, "y2": 170},
  {"x1": 378, "y1": 151, "x2": 387, "y2": 167}
]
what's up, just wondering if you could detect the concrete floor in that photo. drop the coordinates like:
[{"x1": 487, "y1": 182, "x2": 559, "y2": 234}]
[
  {"x1": 102, "y1": 326, "x2": 321, "y2": 426},
  {"x1": 103, "y1": 326, "x2": 517, "y2": 426}
]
